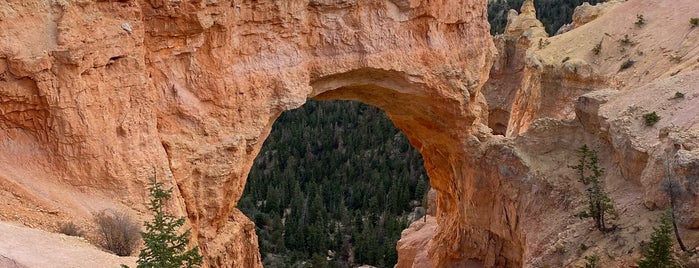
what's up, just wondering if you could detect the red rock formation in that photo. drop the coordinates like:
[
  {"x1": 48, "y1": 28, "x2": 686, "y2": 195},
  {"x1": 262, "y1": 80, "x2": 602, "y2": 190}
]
[
  {"x1": 3, "y1": 0, "x2": 527, "y2": 266},
  {"x1": 3, "y1": 0, "x2": 699, "y2": 267}
]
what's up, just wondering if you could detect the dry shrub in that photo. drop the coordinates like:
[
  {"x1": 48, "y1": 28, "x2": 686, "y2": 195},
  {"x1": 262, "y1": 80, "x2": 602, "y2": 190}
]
[
  {"x1": 58, "y1": 221, "x2": 83, "y2": 237},
  {"x1": 94, "y1": 209, "x2": 141, "y2": 256}
]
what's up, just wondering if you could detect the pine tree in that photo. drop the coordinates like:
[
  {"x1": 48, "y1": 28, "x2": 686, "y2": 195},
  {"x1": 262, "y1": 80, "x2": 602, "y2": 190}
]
[
  {"x1": 638, "y1": 209, "x2": 678, "y2": 268},
  {"x1": 239, "y1": 100, "x2": 428, "y2": 266},
  {"x1": 569, "y1": 145, "x2": 615, "y2": 231},
  {"x1": 135, "y1": 178, "x2": 203, "y2": 268}
]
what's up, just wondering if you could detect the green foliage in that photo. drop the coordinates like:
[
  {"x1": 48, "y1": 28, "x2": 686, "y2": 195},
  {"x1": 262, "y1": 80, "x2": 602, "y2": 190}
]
[
  {"x1": 635, "y1": 14, "x2": 646, "y2": 27},
  {"x1": 620, "y1": 59, "x2": 635, "y2": 71},
  {"x1": 569, "y1": 145, "x2": 615, "y2": 232},
  {"x1": 239, "y1": 100, "x2": 428, "y2": 267},
  {"x1": 638, "y1": 209, "x2": 679, "y2": 268},
  {"x1": 643, "y1": 112, "x2": 661, "y2": 126},
  {"x1": 136, "y1": 178, "x2": 202, "y2": 268},
  {"x1": 674, "y1": 92, "x2": 685, "y2": 99},
  {"x1": 95, "y1": 209, "x2": 140, "y2": 257},
  {"x1": 592, "y1": 40, "x2": 602, "y2": 55},
  {"x1": 487, "y1": 0, "x2": 607, "y2": 35},
  {"x1": 690, "y1": 17, "x2": 698, "y2": 27},
  {"x1": 584, "y1": 255, "x2": 600, "y2": 268}
]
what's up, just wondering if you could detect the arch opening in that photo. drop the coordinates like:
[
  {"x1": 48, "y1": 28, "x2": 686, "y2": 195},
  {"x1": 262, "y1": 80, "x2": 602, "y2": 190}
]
[
  {"x1": 305, "y1": 70, "x2": 526, "y2": 268},
  {"x1": 228, "y1": 68, "x2": 527, "y2": 268},
  {"x1": 239, "y1": 99, "x2": 432, "y2": 267}
]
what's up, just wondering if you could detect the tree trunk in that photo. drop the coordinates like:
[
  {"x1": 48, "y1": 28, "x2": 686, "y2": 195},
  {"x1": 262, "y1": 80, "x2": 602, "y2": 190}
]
[{"x1": 670, "y1": 203, "x2": 688, "y2": 251}]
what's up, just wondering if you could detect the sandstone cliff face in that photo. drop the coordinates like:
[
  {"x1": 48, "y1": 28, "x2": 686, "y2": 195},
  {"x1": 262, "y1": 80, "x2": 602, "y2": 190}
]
[
  {"x1": 483, "y1": 0, "x2": 610, "y2": 138},
  {"x1": 556, "y1": 0, "x2": 624, "y2": 35},
  {"x1": 483, "y1": 0, "x2": 699, "y2": 266},
  {"x1": 482, "y1": 0, "x2": 548, "y2": 137},
  {"x1": 3, "y1": 0, "x2": 699, "y2": 267},
  {"x1": 2, "y1": 0, "x2": 526, "y2": 266}
]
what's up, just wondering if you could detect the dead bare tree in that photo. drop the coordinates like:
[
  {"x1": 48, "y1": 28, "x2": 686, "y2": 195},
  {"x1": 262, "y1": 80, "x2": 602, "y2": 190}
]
[{"x1": 662, "y1": 150, "x2": 688, "y2": 252}]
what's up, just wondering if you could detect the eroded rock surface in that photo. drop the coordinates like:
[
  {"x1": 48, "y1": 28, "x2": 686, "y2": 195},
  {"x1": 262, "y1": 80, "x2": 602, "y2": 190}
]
[
  {"x1": 2, "y1": 0, "x2": 525, "y2": 266},
  {"x1": 2, "y1": 0, "x2": 699, "y2": 267}
]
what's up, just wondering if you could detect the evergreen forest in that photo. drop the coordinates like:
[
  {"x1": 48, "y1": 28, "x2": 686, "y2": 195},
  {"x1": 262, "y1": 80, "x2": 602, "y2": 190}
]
[
  {"x1": 239, "y1": 1, "x2": 606, "y2": 267},
  {"x1": 239, "y1": 100, "x2": 429, "y2": 267}
]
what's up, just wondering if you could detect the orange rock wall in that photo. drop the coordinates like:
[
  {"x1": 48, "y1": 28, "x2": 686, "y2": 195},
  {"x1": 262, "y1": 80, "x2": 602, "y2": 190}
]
[
  {"x1": 2, "y1": 0, "x2": 530, "y2": 267},
  {"x1": 5, "y1": 0, "x2": 699, "y2": 267}
]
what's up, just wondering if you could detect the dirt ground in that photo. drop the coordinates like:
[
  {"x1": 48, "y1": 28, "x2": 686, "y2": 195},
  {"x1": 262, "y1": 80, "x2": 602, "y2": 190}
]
[{"x1": 0, "y1": 221, "x2": 136, "y2": 268}]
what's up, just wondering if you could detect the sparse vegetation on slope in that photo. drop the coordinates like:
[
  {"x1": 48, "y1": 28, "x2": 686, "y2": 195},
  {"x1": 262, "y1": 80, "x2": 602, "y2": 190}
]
[
  {"x1": 584, "y1": 255, "x2": 600, "y2": 268},
  {"x1": 58, "y1": 221, "x2": 83, "y2": 237},
  {"x1": 619, "y1": 35, "x2": 634, "y2": 46},
  {"x1": 643, "y1": 112, "x2": 661, "y2": 126},
  {"x1": 636, "y1": 14, "x2": 646, "y2": 27},
  {"x1": 592, "y1": 40, "x2": 603, "y2": 55},
  {"x1": 95, "y1": 209, "x2": 140, "y2": 257}
]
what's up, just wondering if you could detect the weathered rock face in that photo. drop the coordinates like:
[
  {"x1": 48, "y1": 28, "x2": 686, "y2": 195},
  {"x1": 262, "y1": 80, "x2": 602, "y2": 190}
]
[
  {"x1": 556, "y1": 1, "x2": 624, "y2": 35},
  {"x1": 482, "y1": 0, "x2": 546, "y2": 136},
  {"x1": 4, "y1": 0, "x2": 699, "y2": 267},
  {"x1": 2, "y1": 0, "x2": 531, "y2": 267},
  {"x1": 503, "y1": 0, "x2": 547, "y2": 40},
  {"x1": 483, "y1": 0, "x2": 554, "y2": 137},
  {"x1": 484, "y1": 0, "x2": 610, "y2": 137},
  {"x1": 576, "y1": 71, "x2": 699, "y2": 228},
  {"x1": 571, "y1": 1, "x2": 624, "y2": 29},
  {"x1": 396, "y1": 215, "x2": 436, "y2": 268}
]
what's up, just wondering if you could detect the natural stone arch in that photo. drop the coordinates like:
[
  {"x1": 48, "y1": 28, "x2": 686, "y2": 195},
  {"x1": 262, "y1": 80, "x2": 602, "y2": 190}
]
[
  {"x1": 142, "y1": 0, "x2": 529, "y2": 267},
  {"x1": 308, "y1": 68, "x2": 528, "y2": 267},
  {"x1": 0, "y1": 0, "x2": 525, "y2": 267}
]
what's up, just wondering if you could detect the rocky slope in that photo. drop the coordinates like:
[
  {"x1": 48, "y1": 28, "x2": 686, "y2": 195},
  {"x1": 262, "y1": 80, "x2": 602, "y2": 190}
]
[
  {"x1": 476, "y1": 0, "x2": 699, "y2": 266},
  {"x1": 1, "y1": 0, "x2": 699, "y2": 267}
]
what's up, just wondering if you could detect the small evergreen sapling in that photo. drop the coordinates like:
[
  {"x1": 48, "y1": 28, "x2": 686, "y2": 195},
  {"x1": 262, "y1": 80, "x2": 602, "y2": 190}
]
[
  {"x1": 619, "y1": 35, "x2": 634, "y2": 46},
  {"x1": 635, "y1": 14, "x2": 646, "y2": 27},
  {"x1": 643, "y1": 112, "x2": 661, "y2": 126},
  {"x1": 131, "y1": 178, "x2": 203, "y2": 268},
  {"x1": 569, "y1": 145, "x2": 615, "y2": 232},
  {"x1": 637, "y1": 209, "x2": 679, "y2": 268}
]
